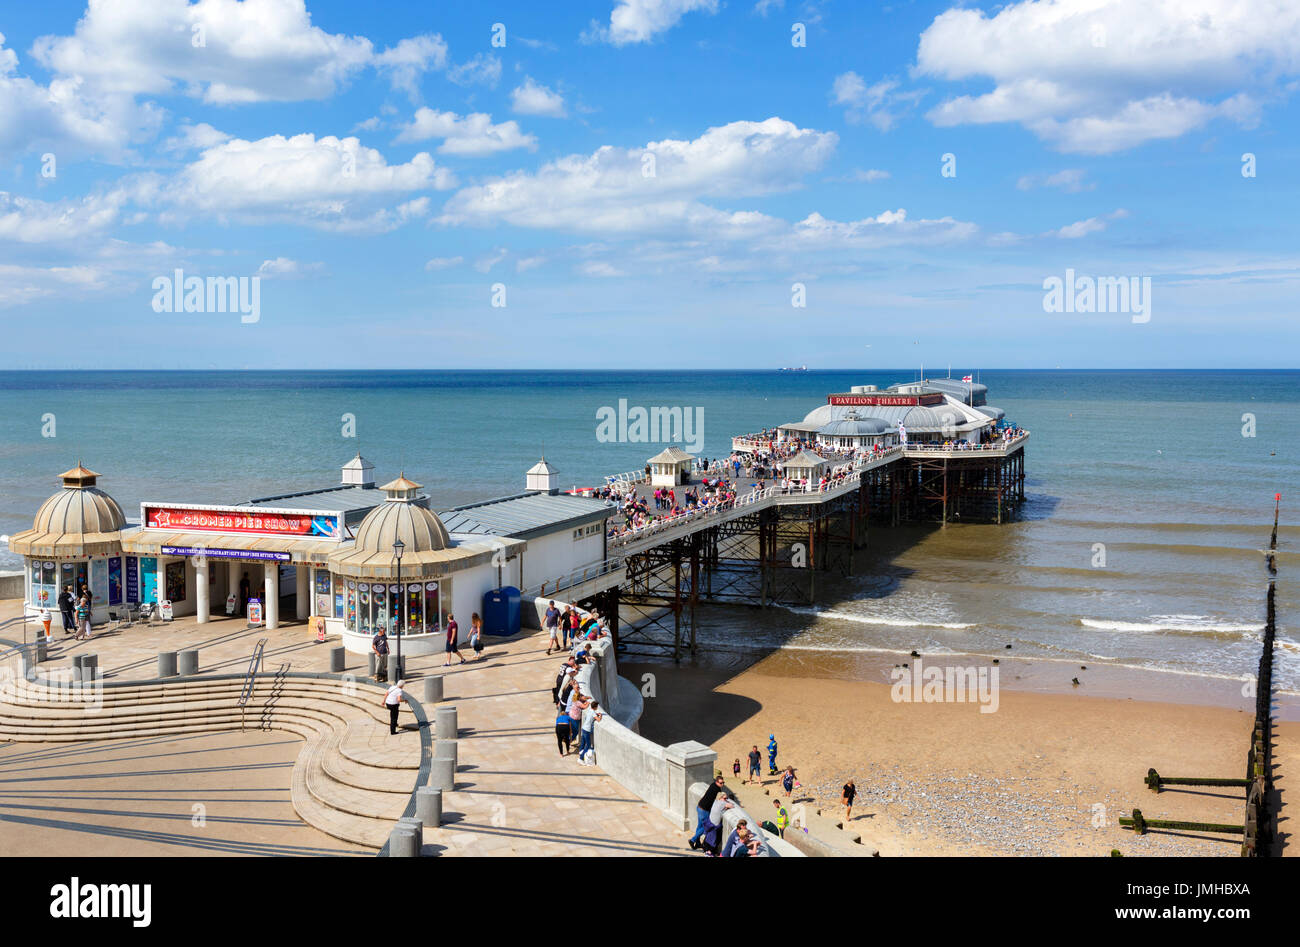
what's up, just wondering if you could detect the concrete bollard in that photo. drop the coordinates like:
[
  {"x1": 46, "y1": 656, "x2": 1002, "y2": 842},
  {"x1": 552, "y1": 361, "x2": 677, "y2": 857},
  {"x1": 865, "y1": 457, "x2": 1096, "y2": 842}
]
[
  {"x1": 431, "y1": 756, "x2": 455, "y2": 792},
  {"x1": 397, "y1": 816, "x2": 423, "y2": 853},
  {"x1": 34, "y1": 639, "x2": 48, "y2": 663},
  {"x1": 330, "y1": 647, "x2": 346, "y2": 673},
  {"x1": 178, "y1": 649, "x2": 199, "y2": 676},
  {"x1": 423, "y1": 676, "x2": 443, "y2": 704},
  {"x1": 387, "y1": 654, "x2": 403, "y2": 682},
  {"x1": 435, "y1": 739, "x2": 458, "y2": 770},
  {"x1": 81, "y1": 654, "x2": 98, "y2": 677},
  {"x1": 157, "y1": 651, "x2": 178, "y2": 678},
  {"x1": 387, "y1": 825, "x2": 418, "y2": 858},
  {"x1": 368, "y1": 653, "x2": 377, "y2": 677},
  {"x1": 416, "y1": 787, "x2": 442, "y2": 827},
  {"x1": 435, "y1": 705, "x2": 458, "y2": 740}
]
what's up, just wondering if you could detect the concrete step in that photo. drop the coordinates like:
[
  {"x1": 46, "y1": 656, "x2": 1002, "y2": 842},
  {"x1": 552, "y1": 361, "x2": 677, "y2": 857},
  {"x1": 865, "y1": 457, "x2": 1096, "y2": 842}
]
[{"x1": 337, "y1": 716, "x2": 421, "y2": 770}]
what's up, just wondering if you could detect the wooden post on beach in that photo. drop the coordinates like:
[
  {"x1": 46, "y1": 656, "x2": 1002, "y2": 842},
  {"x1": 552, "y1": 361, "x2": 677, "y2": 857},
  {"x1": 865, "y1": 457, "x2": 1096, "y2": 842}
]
[{"x1": 1120, "y1": 809, "x2": 1245, "y2": 838}]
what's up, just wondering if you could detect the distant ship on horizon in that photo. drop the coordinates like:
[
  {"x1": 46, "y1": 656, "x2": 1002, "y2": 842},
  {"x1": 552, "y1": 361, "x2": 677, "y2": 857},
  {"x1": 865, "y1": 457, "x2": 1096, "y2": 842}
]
[{"x1": 778, "y1": 365, "x2": 808, "y2": 372}]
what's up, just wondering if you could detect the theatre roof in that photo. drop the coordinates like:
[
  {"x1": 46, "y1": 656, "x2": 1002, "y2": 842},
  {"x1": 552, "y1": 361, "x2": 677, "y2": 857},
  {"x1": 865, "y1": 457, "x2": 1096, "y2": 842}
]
[{"x1": 438, "y1": 492, "x2": 614, "y2": 540}]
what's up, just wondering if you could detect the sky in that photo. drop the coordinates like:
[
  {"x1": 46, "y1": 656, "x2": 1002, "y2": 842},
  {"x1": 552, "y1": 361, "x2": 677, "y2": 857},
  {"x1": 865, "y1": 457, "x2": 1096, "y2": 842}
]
[{"x1": 1, "y1": 0, "x2": 1298, "y2": 370}]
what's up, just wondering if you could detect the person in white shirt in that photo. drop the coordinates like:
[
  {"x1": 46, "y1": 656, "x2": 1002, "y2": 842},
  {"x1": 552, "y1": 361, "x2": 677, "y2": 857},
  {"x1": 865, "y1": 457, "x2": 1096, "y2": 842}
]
[
  {"x1": 385, "y1": 680, "x2": 406, "y2": 735},
  {"x1": 578, "y1": 700, "x2": 603, "y2": 765}
]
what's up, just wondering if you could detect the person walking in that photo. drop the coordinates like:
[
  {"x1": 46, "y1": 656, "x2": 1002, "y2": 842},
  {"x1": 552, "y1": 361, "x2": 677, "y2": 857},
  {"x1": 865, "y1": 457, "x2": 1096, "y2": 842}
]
[
  {"x1": 238, "y1": 572, "x2": 251, "y2": 616},
  {"x1": 781, "y1": 765, "x2": 798, "y2": 798},
  {"x1": 469, "y1": 612, "x2": 484, "y2": 661},
  {"x1": 74, "y1": 593, "x2": 92, "y2": 640},
  {"x1": 545, "y1": 601, "x2": 561, "y2": 654},
  {"x1": 747, "y1": 745, "x2": 762, "y2": 784},
  {"x1": 57, "y1": 586, "x2": 75, "y2": 636},
  {"x1": 559, "y1": 606, "x2": 572, "y2": 649},
  {"x1": 443, "y1": 614, "x2": 465, "y2": 666},
  {"x1": 842, "y1": 779, "x2": 857, "y2": 823},
  {"x1": 371, "y1": 627, "x2": 390, "y2": 682},
  {"x1": 767, "y1": 733, "x2": 779, "y2": 775},
  {"x1": 578, "y1": 700, "x2": 603, "y2": 765},
  {"x1": 772, "y1": 799, "x2": 789, "y2": 838},
  {"x1": 384, "y1": 680, "x2": 407, "y2": 735},
  {"x1": 555, "y1": 704, "x2": 573, "y2": 756}
]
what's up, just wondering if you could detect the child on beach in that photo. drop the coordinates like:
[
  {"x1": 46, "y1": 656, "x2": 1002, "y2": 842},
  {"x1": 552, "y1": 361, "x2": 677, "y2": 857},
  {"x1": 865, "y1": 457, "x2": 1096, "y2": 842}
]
[
  {"x1": 732, "y1": 758, "x2": 742, "y2": 782},
  {"x1": 842, "y1": 780, "x2": 856, "y2": 823}
]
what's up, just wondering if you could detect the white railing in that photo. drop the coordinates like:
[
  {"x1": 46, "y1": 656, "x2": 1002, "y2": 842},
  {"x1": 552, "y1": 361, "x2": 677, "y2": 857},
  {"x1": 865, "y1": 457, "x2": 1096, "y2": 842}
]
[
  {"x1": 526, "y1": 556, "x2": 624, "y2": 599},
  {"x1": 902, "y1": 432, "x2": 1029, "y2": 455}
]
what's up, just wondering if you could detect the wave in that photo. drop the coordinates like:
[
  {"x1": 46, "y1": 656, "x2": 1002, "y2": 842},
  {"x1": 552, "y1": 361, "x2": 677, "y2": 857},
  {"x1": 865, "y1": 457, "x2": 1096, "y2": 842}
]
[
  {"x1": 785, "y1": 605, "x2": 974, "y2": 631},
  {"x1": 1079, "y1": 615, "x2": 1264, "y2": 637}
]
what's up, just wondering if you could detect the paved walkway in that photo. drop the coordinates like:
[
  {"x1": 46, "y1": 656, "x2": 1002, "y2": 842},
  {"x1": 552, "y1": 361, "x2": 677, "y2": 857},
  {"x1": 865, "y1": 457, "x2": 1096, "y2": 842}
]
[{"x1": 0, "y1": 600, "x2": 688, "y2": 857}]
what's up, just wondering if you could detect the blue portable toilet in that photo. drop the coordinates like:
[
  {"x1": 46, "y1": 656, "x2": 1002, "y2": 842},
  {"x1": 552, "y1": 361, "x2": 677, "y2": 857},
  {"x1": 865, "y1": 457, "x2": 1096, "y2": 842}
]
[{"x1": 482, "y1": 587, "x2": 522, "y2": 636}]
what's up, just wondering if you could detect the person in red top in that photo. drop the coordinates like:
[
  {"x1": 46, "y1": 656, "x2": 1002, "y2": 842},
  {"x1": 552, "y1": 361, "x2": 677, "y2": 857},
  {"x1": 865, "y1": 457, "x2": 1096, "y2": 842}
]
[{"x1": 443, "y1": 614, "x2": 466, "y2": 667}]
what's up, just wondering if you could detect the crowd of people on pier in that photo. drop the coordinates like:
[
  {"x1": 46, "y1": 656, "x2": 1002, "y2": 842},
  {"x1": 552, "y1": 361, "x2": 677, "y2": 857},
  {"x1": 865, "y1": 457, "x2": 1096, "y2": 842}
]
[
  {"x1": 547, "y1": 601, "x2": 615, "y2": 766},
  {"x1": 603, "y1": 477, "x2": 741, "y2": 539}
]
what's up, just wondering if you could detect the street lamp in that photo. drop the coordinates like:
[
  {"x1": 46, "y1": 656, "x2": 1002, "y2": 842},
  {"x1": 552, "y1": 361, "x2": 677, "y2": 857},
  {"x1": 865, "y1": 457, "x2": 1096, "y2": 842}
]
[{"x1": 392, "y1": 538, "x2": 405, "y2": 678}]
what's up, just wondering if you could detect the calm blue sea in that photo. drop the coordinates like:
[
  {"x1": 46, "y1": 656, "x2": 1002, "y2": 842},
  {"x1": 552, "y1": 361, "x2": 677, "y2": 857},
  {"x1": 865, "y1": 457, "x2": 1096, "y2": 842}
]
[{"x1": 0, "y1": 369, "x2": 1295, "y2": 690}]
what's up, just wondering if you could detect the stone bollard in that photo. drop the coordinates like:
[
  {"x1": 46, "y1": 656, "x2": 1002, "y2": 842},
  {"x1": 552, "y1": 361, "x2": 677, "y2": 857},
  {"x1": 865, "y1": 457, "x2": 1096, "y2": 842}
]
[
  {"x1": 435, "y1": 705, "x2": 458, "y2": 741},
  {"x1": 158, "y1": 651, "x2": 178, "y2": 678},
  {"x1": 387, "y1": 654, "x2": 403, "y2": 682},
  {"x1": 178, "y1": 649, "x2": 199, "y2": 676},
  {"x1": 435, "y1": 739, "x2": 458, "y2": 770},
  {"x1": 80, "y1": 654, "x2": 98, "y2": 679},
  {"x1": 368, "y1": 653, "x2": 377, "y2": 677},
  {"x1": 397, "y1": 816, "x2": 423, "y2": 853},
  {"x1": 416, "y1": 787, "x2": 442, "y2": 827},
  {"x1": 431, "y1": 756, "x2": 455, "y2": 792},
  {"x1": 423, "y1": 676, "x2": 443, "y2": 704},
  {"x1": 330, "y1": 647, "x2": 346, "y2": 673},
  {"x1": 34, "y1": 639, "x2": 48, "y2": 663},
  {"x1": 387, "y1": 825, "x2": 418, "y2": 858}
]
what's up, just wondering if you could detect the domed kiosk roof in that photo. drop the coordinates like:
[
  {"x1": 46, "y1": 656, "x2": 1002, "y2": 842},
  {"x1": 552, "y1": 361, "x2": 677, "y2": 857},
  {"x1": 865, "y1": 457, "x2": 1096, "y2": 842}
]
[
  {"x1": 818, "y1": 415, "x2": 890, "y2": 437},
  {"x1": 8, "y1": 463, "x2": 127, "y2": 558},
  {"x1": 328, "y1": 474, "x2": 499, "y2": 578}
]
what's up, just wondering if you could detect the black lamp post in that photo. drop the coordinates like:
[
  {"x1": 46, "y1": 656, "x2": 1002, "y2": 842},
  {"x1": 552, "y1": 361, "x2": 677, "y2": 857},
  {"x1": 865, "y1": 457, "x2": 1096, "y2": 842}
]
[{"x1": 393, "y1": 538, "x2": 405, "y2": 678}]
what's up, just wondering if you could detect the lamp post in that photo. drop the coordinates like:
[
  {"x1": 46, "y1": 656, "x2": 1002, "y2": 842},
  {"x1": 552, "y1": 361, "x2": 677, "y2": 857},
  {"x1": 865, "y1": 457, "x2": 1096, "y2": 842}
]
[{"x1": 393, "y1": 538, "x2": 405, "y2": 678}]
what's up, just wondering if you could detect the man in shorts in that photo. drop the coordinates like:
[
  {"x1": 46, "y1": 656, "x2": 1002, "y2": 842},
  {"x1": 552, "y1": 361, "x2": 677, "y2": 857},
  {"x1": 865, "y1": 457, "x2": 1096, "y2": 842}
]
[
  {"x1": 544, "y1": 601, "x2": 561, "y2": 654},
  {"x1": 747, "y1": 745, "x2": 762, "y2": 784}
]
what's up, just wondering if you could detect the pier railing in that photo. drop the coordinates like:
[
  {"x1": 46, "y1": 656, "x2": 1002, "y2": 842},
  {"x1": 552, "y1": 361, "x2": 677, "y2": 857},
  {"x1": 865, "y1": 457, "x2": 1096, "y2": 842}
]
[{"x1": 525, "y1": 556, "x2": 624, "y2": 599}]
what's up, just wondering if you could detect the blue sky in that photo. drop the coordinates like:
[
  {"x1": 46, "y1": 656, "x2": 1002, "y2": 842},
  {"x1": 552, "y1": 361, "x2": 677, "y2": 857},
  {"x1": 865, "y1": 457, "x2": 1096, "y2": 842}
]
[{"x1": 1, "y1": 0, "x2": 1298, "y2": 369}]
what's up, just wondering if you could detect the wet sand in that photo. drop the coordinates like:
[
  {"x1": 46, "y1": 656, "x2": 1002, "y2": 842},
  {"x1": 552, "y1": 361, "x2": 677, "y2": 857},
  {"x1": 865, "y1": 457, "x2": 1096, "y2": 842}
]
[{"x1": 622, "y1": 651, "x2": 1297, "y2": 857}]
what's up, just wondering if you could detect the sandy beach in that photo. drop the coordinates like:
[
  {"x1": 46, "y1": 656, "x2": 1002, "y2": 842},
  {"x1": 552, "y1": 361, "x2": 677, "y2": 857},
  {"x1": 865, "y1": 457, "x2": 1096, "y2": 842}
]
[{"x1": 623, "y1": 651, "x2": 1296, "y2": 857}]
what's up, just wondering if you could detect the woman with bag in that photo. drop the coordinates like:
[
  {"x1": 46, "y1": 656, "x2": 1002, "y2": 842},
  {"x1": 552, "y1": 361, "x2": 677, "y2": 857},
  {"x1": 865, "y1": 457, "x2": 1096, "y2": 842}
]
[{"x1": 469, "y1": 612, "x2": 484, "y2": 661}]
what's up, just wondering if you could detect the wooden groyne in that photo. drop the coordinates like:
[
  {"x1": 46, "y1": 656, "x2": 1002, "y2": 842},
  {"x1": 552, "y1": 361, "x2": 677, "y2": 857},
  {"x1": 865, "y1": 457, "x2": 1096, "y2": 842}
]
[{"x1": 1122, "y1": 496, "x2": 1282, "y2": 856}]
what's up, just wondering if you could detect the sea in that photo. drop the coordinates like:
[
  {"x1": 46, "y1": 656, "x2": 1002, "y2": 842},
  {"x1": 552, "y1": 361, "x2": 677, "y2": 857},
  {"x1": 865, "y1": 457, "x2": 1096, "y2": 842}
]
[{"x1": 0, "y1": 369, "x2": 1295, "y2": 695}]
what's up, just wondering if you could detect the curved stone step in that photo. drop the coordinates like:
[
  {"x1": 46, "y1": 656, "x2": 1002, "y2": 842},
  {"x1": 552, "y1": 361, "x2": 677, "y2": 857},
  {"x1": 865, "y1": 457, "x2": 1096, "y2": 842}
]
[{"x1": 337, "y1": 716, "x2": 422, "y2": 770}]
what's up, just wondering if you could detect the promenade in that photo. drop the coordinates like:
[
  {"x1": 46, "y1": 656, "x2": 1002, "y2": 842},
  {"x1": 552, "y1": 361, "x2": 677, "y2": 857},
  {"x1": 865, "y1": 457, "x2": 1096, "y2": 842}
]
[{"x1": 0, "y1": 601, "x2": 686, "y2": 857}]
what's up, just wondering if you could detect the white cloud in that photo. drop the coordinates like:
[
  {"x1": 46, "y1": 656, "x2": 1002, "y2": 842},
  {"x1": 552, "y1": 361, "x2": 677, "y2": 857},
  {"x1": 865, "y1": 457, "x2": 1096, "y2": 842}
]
[
  {"x1": 0, "y1": 263, "x2": 110, "y2": 307},
  {"x1": 474, "y1": 248, "x2": 509, "y2": 272},
  {"x1": 784, "y1": 209, "x2": 979, "y2": 250},
  {"x1": 1017, "y1": 168, "x2": 1092, "y2": 192},
  {"x1": 916, "y1": 0, "x2": 1299, "y2": 153},
  {"x1": 374, "y1": 34, "x2": 448, "y2": 100},
  {"x1": 424, "y1": 255, "x2": 463, "y2": 270},
  {"x1": 256, "y1": 256, "x2": 323, "y2": 277},
  {"x1": 754, "y1": 0, "x2": 785, "y2": 15},
  {"x1": 161, "y1": 122, "x2": 231, "y2": 154},
  {"x1": 439, "y1": 117, "x2": 836, "y2": 236},
  {"x1": 0, "y1": 189, "x2": 130, "y2": 242},
  {"x1": 511, "y1": 77, "x2": 566, "y2": 118},
  {"x1": 578, "y1": 260, "x2": 625, "y2": 277},
  {"x1": 393, "y1": 109, "x2": 536, "y2": 155},
  {"x1": 156, "y1": 133, "x2": 453, "y2": 232},
  {"x1": 446, "y1": 53, "x2": 502, "y2": 87},
  {"x1": 830, "y1": 168, "x2": 891, "y2": 183},
  {"x1": 585, "y1": 0, "x2": 720, "y2": 46},
  {"x1": 33, "y1": 0, "x2": 376, "y2": 104},
  {"x1": 831, "y1": 72, "x2": 924, "y2": 131},
  {"x1": 1050, "y1": 208, "x2": 1129, "y2": 238}
]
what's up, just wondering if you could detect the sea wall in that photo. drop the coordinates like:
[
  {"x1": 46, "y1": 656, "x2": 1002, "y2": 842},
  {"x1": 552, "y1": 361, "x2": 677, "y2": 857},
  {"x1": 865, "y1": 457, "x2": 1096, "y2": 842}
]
[
  {"x1": 531, "y1": 595, "x2": 718, "y2": 830},
  {"x1": 686, "y1": 780, "x2": 801, "y2": 857},
  {"x1": 0, "y1": 572, "x2": 23, "y2": 601}
]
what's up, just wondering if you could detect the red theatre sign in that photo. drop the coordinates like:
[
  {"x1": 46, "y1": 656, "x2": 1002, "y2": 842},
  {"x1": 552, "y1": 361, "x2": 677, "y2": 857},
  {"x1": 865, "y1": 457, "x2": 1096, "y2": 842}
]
[
  {"x1": 143, "y1": 504, "x2": 342, "y2": 540},
  {"x1": 828, "y1": 393, "x2": 944, "y2": 407}
]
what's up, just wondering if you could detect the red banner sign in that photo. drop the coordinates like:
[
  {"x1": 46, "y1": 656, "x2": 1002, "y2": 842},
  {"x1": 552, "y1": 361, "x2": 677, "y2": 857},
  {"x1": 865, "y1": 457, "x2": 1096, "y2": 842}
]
[
  {"x1": 143, "y1": 505, "x2": 340, "y2": 539},
  {"x1": 828, "y1": 393, "x2": 944, "y2": 407}
]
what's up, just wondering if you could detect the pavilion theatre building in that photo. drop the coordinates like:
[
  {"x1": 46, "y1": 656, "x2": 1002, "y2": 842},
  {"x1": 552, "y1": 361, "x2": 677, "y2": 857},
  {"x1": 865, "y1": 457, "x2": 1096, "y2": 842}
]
[{"x1": 12, "y1": 455, "x2": 613, "y2": 656}]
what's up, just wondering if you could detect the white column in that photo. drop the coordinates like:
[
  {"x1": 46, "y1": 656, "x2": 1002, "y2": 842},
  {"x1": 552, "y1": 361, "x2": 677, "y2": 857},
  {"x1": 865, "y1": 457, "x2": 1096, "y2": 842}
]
[
  {"x1": 296, "y1": 566, "x2": 310, "y2": 620},
  {"x1": 265, "y1": 566, "x2": 279, "y2": 630},
  {"x1": 195, "y1": 558, "x2": 209, "y2": 624},
  {"x1": 228, "y1": 561, "x2": 240, "y2": 610}
]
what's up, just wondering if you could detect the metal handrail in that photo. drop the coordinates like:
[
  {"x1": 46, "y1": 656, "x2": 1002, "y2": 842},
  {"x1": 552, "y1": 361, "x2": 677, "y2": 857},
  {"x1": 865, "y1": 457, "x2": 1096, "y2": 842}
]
[
  {"x1": 527, "y1": 556, "x2": 624, "y2": 598},
  {"x1": 237, "y1": 638, "x2": 268, "y2": 709}
]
